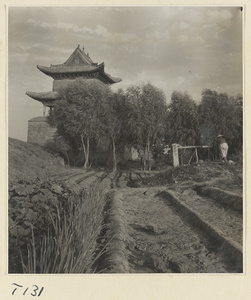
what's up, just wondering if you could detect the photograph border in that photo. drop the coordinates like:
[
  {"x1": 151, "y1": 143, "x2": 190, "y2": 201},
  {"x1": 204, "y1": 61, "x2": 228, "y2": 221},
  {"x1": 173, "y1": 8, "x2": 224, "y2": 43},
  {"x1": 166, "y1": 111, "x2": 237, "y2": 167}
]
[{"x1": 1, "y1": 1, "x2": 250, "y2": 299}]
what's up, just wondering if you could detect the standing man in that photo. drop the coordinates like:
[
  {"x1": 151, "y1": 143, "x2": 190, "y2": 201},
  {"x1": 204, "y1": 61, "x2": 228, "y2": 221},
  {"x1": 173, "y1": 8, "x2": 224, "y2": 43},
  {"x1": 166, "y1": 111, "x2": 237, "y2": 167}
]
[{"x1": 217, "y1": 134, "x2": 228, "y2": 162}]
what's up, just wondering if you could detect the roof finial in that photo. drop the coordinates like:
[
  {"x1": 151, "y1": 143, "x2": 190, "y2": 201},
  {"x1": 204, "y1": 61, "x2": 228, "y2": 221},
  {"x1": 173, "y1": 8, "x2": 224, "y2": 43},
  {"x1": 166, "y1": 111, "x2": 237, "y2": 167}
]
[
  {"x1": 77, "y1": 44, "x2": 80, "y2": 49},
  {"x1": 82, "y1": 46, "x2": 85, "y2": 52}
]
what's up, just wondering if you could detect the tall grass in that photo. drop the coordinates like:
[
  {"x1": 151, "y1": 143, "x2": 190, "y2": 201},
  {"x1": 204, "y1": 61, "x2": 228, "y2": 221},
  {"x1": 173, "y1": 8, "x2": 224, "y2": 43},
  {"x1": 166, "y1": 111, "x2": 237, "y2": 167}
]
[{"x1": 20, "y1": 182, "x2": 107, "y2": 273}]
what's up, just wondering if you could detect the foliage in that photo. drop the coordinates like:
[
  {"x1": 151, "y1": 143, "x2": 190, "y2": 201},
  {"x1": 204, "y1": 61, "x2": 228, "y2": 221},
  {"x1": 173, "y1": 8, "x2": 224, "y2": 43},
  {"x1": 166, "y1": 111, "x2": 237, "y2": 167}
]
[
  {"x1": 44, "y1": 134, "x2": 74, "y2": 166},
  {"x1": 47, "y1": 78, "x2": 242, "y2": 168},
  {"x1": 125, "y1": 82, "x2": 168, "y2": 169},
  {"x1": 49, "y1": 80, "x2": 169, "y2": 170},
  {"x1": 100, "y1": 89, "x2": 127, "y2": 171},
  {"x1": 10, "y1": 181, "x2": 107, "y2": 273},
  {"x1": 198, "y1": 89, "x2": 243, "y2": 156},
  {"x1": 167, "y1": 91, "x2": 199, "y2": 146},
  {"x1": 49, "y1": 79, "x2": 112, "y2": 169}
]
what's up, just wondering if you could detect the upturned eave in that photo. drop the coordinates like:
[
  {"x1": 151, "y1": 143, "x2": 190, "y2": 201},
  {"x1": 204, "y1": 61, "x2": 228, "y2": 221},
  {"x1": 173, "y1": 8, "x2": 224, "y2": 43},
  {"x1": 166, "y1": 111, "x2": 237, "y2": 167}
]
[
  {"x1": 37, "y1": 63, "x2": 103, "y2": 77},
  {"x1": 26, "y1": 91, "x2": 60, "y2": 102}
]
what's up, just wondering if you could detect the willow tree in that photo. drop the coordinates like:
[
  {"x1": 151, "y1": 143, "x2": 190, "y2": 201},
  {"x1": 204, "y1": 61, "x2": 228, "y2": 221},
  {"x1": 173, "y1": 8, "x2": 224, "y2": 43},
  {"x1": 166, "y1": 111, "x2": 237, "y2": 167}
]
[
  {"x1": 101, "y1": 89, "x2": 127, "y2": 171},
  {"x1": 125, "y1": 82, "x2": 167, "y2": 170},
  {"x1": 49, "y1": 79, "x2": 112, "y2": 169},
  {"x1": 198, "y1": 89, "x2": 243, "y2": 155},
  {"x1": 167, "y1": 91, "x2": 199, "y2": 146}
]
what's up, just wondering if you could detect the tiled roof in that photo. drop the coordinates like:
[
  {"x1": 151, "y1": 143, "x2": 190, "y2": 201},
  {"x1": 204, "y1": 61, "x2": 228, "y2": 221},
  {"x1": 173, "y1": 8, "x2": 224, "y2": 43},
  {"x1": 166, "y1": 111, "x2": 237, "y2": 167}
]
[
  {"x1": 26, "y1": 91, "x2": 60, "y2": 100},
  {"x1": 36, "y1": 45, "x2": 122, "y2": 84},
  {"x1": 101, "y1": 71, "x2": 122, "y2": 84},
  {"x1": 63, "y1": 45, "x2": 95, "y2": 66},
  {"x1": 37, "y1": 63, "x2": 102, "y2": 75}
]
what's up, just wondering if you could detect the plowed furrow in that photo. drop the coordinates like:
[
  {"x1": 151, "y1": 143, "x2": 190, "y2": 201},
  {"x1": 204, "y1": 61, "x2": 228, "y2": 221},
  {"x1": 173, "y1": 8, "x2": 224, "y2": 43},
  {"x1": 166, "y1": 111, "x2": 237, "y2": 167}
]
[{"x1": 119, "y1": 187, "x2": 242, "y2": 273}]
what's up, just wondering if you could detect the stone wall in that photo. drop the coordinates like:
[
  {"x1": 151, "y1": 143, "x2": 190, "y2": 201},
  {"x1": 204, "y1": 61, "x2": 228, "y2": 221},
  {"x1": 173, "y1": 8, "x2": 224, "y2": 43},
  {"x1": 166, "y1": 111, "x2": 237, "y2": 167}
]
[{"x1": 27, "y1": 116, "x2": 56, "y2": 146}]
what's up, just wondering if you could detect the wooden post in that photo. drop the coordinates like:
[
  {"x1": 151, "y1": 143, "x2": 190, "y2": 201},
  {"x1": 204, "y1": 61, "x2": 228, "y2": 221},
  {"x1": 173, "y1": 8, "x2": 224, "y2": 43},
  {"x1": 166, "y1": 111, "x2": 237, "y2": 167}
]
[
  {"x1": 195, "y1": 148, "x2": 198, "y2": 164},
  {"x1": 172, "y1": 143, "x2": 179, "y2": 167}
]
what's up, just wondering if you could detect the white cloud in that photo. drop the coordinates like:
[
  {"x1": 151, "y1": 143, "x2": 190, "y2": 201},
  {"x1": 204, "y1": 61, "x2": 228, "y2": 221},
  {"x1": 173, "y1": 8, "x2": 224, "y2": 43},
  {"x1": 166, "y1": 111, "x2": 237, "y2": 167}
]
[
  {"x1": 207, "y1": 9, "x2": 233, "y2": 22},
  {"x1": 95, "y1": 24, "x2": 108, "y2": 37},
  {"x1": 94, "y1": 24, "x2": 137, "y2": 44},
  {"x1": 179, "y1": 21, "x2": 189, "y2": 30},
  {"x1": 177, "y1": 76, "x2": 186, "y2": 85},
  {"x1": 191, "y1": 35, "x2": 205, "y2": 45},
  {"x1": 27, "y1": 19, "x2": 38, "y2": 26},
  {"x1": 146, "y1": 28, "x2": 170, "y2": 41},
  {"x1": 9, "y1": 42, "x2": 72, "y2": 62},
  {"x1": 27, "y1": 19, "x2": 93, "y2": 34},
  {"x1": 178, "y1": 35, "x2": 189, "y2": 43},
  {"x1": 26, "y1": 19, "x2": 136, "y2": 44},
  {"x1": 40, "y1": 21, "x2": 53, "y2": 29},
  {"x1": 9, "y1": 52, "x2": 29, "y2": 63},
  {"x1": 203, "y1": 23, "x2": 224, "y2": 39}
]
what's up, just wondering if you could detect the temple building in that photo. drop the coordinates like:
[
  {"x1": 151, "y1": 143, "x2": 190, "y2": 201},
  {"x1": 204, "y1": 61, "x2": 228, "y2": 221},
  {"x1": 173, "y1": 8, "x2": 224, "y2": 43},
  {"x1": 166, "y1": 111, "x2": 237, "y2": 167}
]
[{"x1": 26, "y1": 45, "x2": 122, "y2": 146}]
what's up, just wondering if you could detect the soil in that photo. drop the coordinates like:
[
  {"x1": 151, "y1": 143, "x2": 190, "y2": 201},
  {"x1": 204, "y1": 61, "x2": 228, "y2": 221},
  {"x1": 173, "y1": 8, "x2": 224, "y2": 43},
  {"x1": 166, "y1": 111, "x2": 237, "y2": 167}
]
[
  {"x1": 113, "y1": 163, "x2": 243, "y2": 273},
  {"x1": 8, "y1": 138, "x2": 243, "y2": 273},
  {"x1": 120, "y1": 188, "x2": 227, "y2": 273}
]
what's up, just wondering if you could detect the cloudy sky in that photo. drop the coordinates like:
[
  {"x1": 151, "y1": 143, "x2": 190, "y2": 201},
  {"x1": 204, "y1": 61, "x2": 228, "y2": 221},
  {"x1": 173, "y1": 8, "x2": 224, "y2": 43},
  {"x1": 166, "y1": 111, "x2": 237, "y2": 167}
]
[{"x1": 8, "y1": 6, "x2": 243, "y2": 141}]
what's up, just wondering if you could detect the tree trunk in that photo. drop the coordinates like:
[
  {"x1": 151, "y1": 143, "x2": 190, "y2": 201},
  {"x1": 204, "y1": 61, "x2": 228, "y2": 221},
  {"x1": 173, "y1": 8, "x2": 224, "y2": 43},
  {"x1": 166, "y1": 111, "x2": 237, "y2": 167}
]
[
  {"x1": 111, "y1": 136, "x2": 117, "y2": 172},
  {"x1": 143, "y1": 146, "x2": 147, "y2": 171},
  {"x1": 66, "y1": 152, "x2": 70, "y2": 166},
  {"x1": 147, "y1": 134, "x2": 151, "y2": 170},
  {"x1": 81, "y1": 134, "x2": 90, "y2": 170}
]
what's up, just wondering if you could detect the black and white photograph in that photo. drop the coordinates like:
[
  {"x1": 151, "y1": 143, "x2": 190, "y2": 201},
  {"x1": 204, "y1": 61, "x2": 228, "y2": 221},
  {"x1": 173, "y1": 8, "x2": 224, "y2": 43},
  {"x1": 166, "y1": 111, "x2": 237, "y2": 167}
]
[{"x1": 7, "y1": 4, "x2": 243, "y2": 278}]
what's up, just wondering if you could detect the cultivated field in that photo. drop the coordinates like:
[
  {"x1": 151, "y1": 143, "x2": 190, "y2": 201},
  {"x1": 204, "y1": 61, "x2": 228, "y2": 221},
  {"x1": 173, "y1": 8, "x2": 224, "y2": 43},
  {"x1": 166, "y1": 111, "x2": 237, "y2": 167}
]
[{"x1": 8, "y1": 138, "x2": 243, "y2": 273}]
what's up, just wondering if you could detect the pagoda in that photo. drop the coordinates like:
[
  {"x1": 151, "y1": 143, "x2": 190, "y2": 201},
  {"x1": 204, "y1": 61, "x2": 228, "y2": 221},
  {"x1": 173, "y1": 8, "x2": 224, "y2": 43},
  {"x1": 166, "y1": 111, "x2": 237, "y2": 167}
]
[{"x1": 26, "y1": 45, "x2": 122, "y2": 146}]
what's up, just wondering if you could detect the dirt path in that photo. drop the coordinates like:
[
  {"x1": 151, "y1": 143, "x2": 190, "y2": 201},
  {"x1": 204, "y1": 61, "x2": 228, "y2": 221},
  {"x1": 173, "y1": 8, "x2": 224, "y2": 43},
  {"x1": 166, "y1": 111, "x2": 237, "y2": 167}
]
[{"x1": 113, "y1": 170, "x2": 243, "y2": 273}]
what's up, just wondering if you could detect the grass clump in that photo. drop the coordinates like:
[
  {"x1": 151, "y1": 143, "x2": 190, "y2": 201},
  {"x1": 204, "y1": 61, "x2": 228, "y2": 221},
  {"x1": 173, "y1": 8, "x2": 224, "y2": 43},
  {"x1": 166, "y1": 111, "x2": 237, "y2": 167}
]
[{"x1": 18, "y1": 182, "x2": 107, "y2": 273}]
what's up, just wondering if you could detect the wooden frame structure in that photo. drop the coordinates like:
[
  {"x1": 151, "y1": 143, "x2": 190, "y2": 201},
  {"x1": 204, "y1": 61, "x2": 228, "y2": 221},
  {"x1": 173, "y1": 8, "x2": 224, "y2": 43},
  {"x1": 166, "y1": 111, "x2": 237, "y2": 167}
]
[{"x1": 171, "y1": 143, "x2": 211, "y2": 167}]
